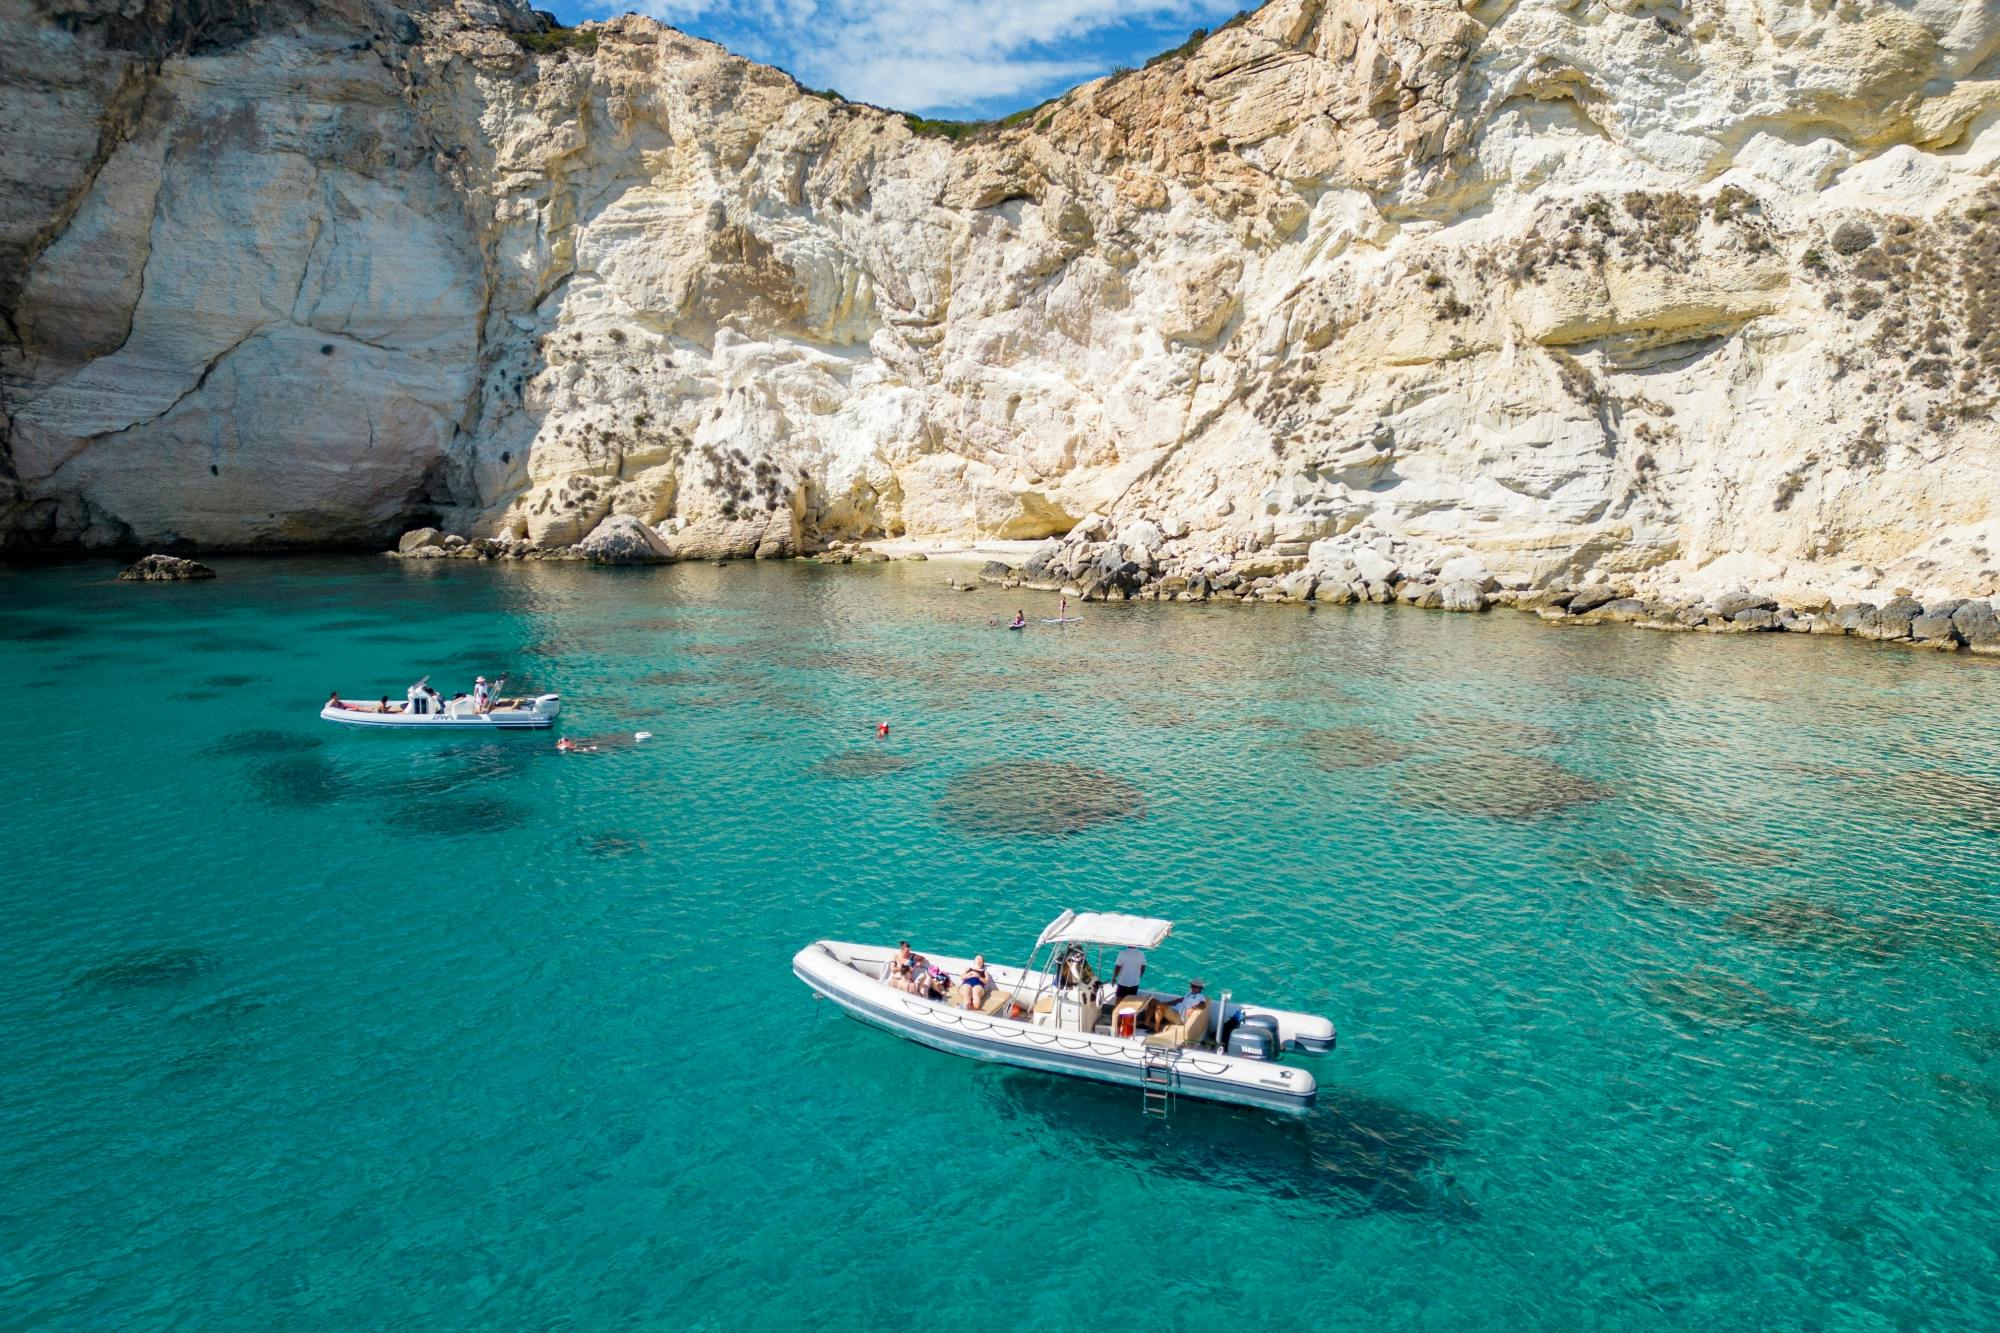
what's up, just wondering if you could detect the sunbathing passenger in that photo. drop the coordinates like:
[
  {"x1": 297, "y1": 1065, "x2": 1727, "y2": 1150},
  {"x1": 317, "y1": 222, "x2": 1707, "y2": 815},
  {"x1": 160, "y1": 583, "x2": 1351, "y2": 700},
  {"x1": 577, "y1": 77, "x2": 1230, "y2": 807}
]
[{"x1": 960, "y1": 955, "x2": 993, "y2": 1009}]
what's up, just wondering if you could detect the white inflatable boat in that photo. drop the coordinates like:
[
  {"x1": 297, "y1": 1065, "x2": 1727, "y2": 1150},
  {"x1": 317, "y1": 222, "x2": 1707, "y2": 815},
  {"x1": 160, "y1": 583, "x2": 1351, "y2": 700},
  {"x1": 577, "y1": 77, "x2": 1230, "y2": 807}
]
[
  {"x1": 321, "y1": 692, "x2": 561, "y2": 729},
  {"x1": 794, "y1": 910, "x2": 1335, "y2": 1116}
]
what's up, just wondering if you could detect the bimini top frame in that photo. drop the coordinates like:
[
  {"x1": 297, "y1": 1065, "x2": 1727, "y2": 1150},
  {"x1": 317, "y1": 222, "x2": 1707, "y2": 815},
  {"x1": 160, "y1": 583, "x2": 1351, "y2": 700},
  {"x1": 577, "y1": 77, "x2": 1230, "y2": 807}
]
[{"x1": 1034, "y1": 910, "x2": 1173, "y2": 952}]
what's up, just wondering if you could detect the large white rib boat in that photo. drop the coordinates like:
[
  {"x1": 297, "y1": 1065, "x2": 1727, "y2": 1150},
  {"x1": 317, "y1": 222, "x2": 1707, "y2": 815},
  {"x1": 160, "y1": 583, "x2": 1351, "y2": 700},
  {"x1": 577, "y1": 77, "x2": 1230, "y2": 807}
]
[
  {"x1": 793, "y1": 910, "x2": 1335, "y2": 1116},
  {"x1": 320, "y1": 690, "x2": 560, "y2": 729}
]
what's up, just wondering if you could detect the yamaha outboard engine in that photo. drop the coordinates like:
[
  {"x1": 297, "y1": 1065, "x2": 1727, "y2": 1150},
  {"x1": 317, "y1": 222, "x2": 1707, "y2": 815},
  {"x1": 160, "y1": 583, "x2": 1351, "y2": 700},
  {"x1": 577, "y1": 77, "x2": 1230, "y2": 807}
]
[{"x1": 1226, "y1": 1024, "x2": 1276, "y2": 1060}]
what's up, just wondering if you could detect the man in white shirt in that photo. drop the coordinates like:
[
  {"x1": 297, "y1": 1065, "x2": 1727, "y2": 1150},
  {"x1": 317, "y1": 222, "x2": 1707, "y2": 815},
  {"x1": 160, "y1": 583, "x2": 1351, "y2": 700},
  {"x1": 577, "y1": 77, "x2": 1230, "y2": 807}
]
[{"x1": 1112, "y1": 945, "x2": 1146, "y2": 1002}]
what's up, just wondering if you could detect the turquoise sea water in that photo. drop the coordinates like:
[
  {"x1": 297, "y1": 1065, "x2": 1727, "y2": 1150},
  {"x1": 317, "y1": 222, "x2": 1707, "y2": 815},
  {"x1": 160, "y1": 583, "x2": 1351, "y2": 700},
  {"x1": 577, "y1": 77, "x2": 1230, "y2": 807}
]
[{"x1": 4, "y1": 556, "x2": 2000, "y2": 1330}]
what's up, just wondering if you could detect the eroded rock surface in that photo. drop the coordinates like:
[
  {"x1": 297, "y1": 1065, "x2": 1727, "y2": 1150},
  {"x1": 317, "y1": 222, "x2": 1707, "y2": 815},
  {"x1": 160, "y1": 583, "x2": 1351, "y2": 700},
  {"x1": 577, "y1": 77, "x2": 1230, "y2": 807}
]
[
  {"x1": 4, "y1": 0, "x2": 1999, "y2": 607},
  {"x1": 118, "y1": 553, "x2": 216, "y2": 580}
]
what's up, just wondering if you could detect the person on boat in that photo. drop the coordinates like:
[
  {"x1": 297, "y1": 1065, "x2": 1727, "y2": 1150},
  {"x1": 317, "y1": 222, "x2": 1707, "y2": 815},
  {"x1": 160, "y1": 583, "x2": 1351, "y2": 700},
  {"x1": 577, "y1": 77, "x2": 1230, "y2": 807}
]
[
  {"x1": 915, "y1": 960, "x2": 952, "y2": 1001},
  {"x1": 886, "y1": 941, "x2": 915, "y2": 990},
  {"x1": 1112, "y1": 944, "x2": 1147, "y2": 1003},
  {"x1": 328, "y1": 690, "x2": 347, "y2": 711},
  {"x1": 1008, "y1": 610, "x2": 1026, "y2": 630},
  {"x1": 960, "y1": 955, "x2": 993, "y2": 1009},
  {"x1": 474, "y1": 676, "x2": 491, "y2": 714},
  {"x1": 378, "y1": 696, "x2": 396, "y2": 714},
  {"x1": 1136, "y1": 979, "x2": 1206, "y2": 1034}
]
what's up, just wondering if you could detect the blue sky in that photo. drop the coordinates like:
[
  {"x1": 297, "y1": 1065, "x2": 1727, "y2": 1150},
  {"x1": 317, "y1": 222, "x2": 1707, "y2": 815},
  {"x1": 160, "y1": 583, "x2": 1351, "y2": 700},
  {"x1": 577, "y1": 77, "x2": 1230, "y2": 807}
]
[{"x1": 541, "y1": 0, "x2": 1254, "y2": 119}]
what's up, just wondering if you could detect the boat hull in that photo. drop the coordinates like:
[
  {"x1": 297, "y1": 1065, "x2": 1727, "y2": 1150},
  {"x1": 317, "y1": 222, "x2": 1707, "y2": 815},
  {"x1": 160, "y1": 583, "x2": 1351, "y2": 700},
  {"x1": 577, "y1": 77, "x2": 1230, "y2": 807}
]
[{"x1": 794, "y1": 941, "x2": 1317, "y2": 1115}]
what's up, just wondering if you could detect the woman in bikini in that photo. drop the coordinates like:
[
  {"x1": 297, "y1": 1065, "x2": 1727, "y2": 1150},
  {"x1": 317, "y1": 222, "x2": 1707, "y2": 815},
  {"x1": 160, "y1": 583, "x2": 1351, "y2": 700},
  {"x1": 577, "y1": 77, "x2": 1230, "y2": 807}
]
[{"x1": 961, "y1": 955, "x2": 993, "y2": 1009}]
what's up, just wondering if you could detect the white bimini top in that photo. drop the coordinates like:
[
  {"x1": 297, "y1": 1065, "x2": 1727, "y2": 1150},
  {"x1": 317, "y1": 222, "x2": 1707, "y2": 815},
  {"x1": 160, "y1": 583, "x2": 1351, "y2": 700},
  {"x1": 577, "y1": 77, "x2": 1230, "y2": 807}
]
[{"x1": 1035, "y1": 910, "x2": 1173, "y2": 951}]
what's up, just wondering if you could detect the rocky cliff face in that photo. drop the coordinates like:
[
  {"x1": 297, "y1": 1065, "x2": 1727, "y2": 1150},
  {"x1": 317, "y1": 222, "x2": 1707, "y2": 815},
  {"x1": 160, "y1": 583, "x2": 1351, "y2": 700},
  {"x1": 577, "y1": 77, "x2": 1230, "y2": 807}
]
[{"x1": 3, "y1": 0, "x2": 1997, "y2": 601}]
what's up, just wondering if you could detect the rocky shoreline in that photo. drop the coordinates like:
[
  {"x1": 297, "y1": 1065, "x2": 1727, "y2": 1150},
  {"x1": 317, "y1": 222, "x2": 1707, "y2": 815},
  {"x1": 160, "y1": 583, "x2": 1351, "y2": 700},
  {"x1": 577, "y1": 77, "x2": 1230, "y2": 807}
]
[{"x1": 386, "y1": 511, "x2": 2000, "y2": 657}]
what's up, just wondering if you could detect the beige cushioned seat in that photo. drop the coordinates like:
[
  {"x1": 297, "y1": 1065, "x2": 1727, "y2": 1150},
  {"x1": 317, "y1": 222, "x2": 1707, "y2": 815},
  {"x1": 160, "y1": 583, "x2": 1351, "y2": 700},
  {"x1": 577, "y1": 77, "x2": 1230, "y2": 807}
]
[{"x1": 1162, "y1": 1001, "x2": 1209, "y2": 1048}]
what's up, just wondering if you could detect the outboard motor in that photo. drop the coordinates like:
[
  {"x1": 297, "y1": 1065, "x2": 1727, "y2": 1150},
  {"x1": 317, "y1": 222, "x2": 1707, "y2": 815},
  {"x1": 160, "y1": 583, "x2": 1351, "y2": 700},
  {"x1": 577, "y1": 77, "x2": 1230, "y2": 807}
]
[
  {"x1": 1226, "y1": 1025, "x2": 1276, "y2": 1060},
  {"x1": 1239, "y1": 1013, "x2": 1281, "y2": 1047}
]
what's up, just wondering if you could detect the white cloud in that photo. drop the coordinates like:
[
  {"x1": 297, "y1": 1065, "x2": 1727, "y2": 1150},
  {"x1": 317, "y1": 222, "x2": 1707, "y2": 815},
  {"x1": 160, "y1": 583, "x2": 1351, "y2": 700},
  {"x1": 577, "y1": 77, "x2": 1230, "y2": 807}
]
[{"x1": 606, "y1": 0, "x2": 1240, "y2": 114}]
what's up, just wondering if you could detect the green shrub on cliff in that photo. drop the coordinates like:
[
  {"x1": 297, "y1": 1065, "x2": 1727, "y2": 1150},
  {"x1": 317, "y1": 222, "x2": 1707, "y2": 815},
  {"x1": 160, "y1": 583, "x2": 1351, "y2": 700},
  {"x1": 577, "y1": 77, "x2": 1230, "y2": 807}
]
[{"x1": 511, "y1": 25, "x2": 598, "y2": 56}]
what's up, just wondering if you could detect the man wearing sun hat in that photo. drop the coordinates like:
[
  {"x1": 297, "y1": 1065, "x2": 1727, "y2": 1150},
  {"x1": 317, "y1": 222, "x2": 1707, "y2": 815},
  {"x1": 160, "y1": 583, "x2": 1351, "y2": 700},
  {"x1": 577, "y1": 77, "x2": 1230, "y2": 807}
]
[{"x1": 473, "y1": 675, "x2": 491, "y2": 714}]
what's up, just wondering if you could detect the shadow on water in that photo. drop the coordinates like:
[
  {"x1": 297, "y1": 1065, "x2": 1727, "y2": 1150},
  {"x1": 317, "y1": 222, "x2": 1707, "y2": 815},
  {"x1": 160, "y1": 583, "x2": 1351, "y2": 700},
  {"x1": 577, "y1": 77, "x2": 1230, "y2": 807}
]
[
  {"x1": 988, "y1": 1074, "x2": 1476, "y2": 1220},
  {"x1": 74, "y1": 947, "x2": 219, "y2": 993}
]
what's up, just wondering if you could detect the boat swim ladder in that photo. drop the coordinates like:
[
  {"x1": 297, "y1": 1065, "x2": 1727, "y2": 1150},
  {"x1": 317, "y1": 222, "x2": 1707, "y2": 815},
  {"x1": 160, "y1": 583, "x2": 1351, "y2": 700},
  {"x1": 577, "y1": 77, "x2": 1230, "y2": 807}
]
[{"x1": 1140, "y1": 1041, "x2": 1177, "y2": 1120}]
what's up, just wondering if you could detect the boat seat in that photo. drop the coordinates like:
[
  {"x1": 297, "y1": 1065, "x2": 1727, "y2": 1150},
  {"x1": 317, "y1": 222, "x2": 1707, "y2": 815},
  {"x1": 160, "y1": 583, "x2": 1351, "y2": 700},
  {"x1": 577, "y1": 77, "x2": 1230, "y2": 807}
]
[
  {"x1": 1150, "y1": 1001, "x2": 1209, "y2": 1049},
  {"x1": 940, "y1": 985, "x2": 1038, "y2": 1017}
]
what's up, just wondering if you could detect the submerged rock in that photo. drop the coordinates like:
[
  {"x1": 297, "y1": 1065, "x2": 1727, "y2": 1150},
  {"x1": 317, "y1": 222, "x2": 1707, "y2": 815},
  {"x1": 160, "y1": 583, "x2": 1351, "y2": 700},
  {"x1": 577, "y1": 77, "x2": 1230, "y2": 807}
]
[
  {"x1": 812, "y1": 750, "x2": 917, "y2": 778},
  {"x1": 1300, "y1": 726, "x2": 1412, "y2": 769},
  {"x1": 76, "y1": 946, "x2": 219, "y2": 992},
  {"x1": 1625, "y1": 876, "x2": 1722, "y2": 907},
  {"x1": 118, "y1": 554, "x2": 215, "y2": 582},
  {"x1": 936, "y1": 760, "x2": 1144, "y2": 837},
  {"x1": 1392, "y1": 751, "x2": 1608, "y2": 819},
  {"x1": 200, "y1": 729, "x2": 324, "y2": 757}
]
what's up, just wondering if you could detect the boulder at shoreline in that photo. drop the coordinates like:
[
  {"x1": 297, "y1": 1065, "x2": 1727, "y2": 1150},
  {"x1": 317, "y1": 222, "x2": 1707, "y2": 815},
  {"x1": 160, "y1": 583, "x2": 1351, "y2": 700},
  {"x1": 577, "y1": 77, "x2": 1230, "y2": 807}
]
[
  {"x1": 118, "y1": 554, "x2": 215, "y2": 582},
  {"x1": 579, "y1": 514, "x2": 673, "y2": 564}
]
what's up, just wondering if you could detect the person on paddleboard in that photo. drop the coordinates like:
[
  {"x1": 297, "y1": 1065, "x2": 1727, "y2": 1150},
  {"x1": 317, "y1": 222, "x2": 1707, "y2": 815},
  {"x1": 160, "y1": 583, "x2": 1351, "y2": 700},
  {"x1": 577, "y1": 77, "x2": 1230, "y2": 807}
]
[{"x1": 1009, "y1": 610, "x2": 1026, "y2": 630}]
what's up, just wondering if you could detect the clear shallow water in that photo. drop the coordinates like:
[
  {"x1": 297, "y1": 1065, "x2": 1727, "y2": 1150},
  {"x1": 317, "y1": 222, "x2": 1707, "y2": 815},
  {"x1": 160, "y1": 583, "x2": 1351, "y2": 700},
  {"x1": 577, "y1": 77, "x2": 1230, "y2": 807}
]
[{"x1": 4, "y1": 556, "x2": 1999, "y2": 1329}]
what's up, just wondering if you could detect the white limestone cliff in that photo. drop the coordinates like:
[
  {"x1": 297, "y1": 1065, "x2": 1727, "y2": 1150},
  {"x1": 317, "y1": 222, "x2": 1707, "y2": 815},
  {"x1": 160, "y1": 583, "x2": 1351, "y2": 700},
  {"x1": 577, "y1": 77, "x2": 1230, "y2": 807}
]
[{"x1": 3, "y1": 0, "x2": 1998, "y2": 603}]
